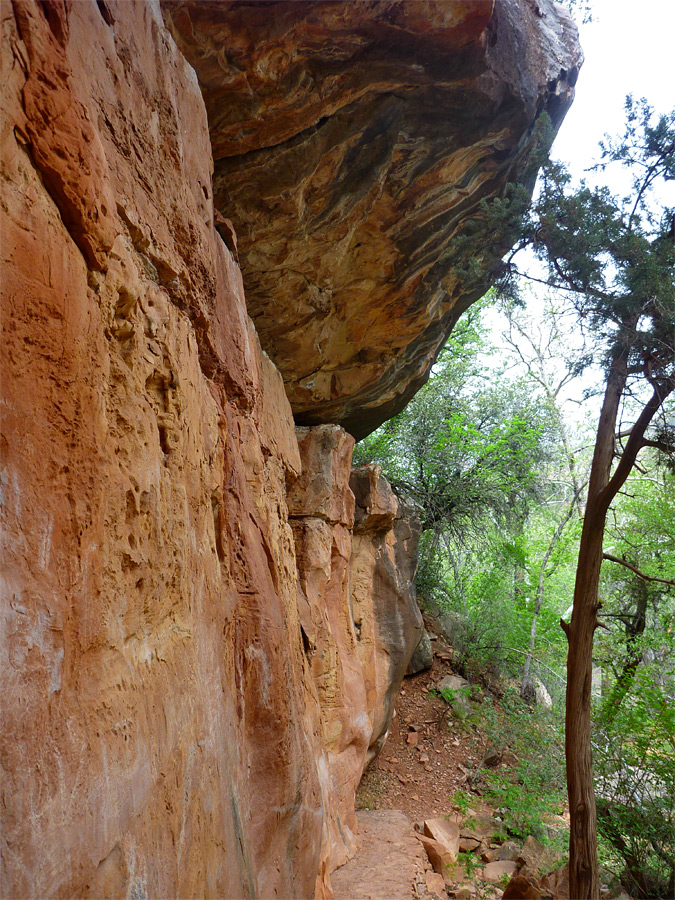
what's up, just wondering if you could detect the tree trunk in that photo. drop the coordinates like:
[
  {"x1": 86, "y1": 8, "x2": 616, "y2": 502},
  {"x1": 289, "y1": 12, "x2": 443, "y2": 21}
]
[
  {"x1": 564, "y1": 353, "x2": 627, "y2": 900},
  {"x1": 565, "y1": 508, "x2": 604, "y2": 900},
  {"x1": 564, "y1": 345, "x2": 672, "y2": 900}
]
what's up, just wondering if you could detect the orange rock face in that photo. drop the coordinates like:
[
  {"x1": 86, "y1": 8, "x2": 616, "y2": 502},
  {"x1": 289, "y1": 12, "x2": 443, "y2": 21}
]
[
  {"x1": 350, "y1": 467, "x2": 424, "y2": 763},
  {"x1": 1, "y1": 2, "x2": 321, "y2": 896},
  {"x1": 163, "y1": 0, "x2": 582, "y2": 438},
  {"x1": 288, "y1": 433, "x2": 424, "y2": 888}
]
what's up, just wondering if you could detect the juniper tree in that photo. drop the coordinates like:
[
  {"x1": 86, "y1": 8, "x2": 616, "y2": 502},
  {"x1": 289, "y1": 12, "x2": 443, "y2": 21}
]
[{"x1": 502, "y1": 97, "x2": 675, "y2": 900}]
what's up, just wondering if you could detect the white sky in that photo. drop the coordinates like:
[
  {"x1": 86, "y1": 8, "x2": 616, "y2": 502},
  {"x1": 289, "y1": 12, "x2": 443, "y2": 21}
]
[
  {"x1": 553, "y1": 0, "x2": 675, "y2": 180},
  {"x1": 480, "y1": 0, "x2": 675, "y2": 422}
]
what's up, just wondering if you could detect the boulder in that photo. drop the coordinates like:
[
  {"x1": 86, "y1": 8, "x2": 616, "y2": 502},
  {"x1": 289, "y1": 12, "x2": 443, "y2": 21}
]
[
  {"x1": 534, "y1": 680, "x2": 554, "y2": 710},
  {"x1": 459, "y1": 837, "x2": 482, "y2": 853},
  {"x1": 416, "y1": 833, "x2": 455, "y2": 876},
  {"x1": 517, "y1": 836, "x2": 561, "y2": 878},
  {"x1": 482, "y1": 841, "x2": 521, "y2": 863},
  {"x1": 408, "y1": 629, "x2": 435, "y2": 675},
  {"x1": 502, "y1": 873, "x2": 544, "y2": 899},
  {"x1": 539, "y1": 864, "x2": 570, "y2": 900},
  {"x1": 483, "y1": 747, "x2": 503, "y2": 768},
  {"x1": 437, "y1": 675, "x2": 473, "y2": 718},
  {"x1": 423, "y1": 818, "x2": 461, "y2": 857},
  {"x1": 438, "y1": 675, "x2": 471, "y2": 693},
  {"x1": 426, "y1": 871, "x2": 448, "y2": 897},
  {"x1": 480, "y1": 861, "x2": 518, "y2": 884},
  {"x1": 460, "y1": 814, "x2": 503, "y2": 845}
]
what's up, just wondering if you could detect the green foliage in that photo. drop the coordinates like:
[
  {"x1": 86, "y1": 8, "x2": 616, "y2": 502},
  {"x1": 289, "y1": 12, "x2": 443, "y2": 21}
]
[
  {"x1": 477, "y1": 690, "x2": 567, "y2": 848},
  {"x1": 354, "y1": 298, "x2": 551, "y2": 542},
  {"x1": 354, "y1": 297, "x2": 559, "y2": 632},
  {"x1": 357, "y1": 99, "x2": 674, "y2": 895},
  {"x1": 451, "y1": 789, "x2": 472, "y2": 817},
  {"x1": 455, "y1": 850, "x2": 481, "y2": 878},
  {"x1": 501, "y1": 98, "x2": 675, "y2": 895},
  {"x1": 502, "y1": 98, "x2": 675, "y2": 398},
  {"x1": 590, "y1": 465, "x2": 675, "y2": 898},
  {"x1": 593, "y1": 667, "x2": 675, "y2": 899}
]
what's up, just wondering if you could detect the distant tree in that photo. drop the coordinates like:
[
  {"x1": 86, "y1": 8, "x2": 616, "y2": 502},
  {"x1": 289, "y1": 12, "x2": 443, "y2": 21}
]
[
  {"x1": 499, "y1": 298, "x2": 591, "y2": 698},
  {"x1": 353, "y1": 298, "x2": 552, "y2": 611},
  {"x1": 355, "y1": 301, "x2": 543, "y2": 526},
  {"x1": 501, "y1": 98, "x2": 675, "y2": 900}
]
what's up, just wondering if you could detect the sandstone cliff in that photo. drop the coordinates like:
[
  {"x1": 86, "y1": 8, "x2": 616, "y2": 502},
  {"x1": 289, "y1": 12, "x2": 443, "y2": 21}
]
[{"x1": 1, "y1": 1, "x2": 579, "y2": 897}]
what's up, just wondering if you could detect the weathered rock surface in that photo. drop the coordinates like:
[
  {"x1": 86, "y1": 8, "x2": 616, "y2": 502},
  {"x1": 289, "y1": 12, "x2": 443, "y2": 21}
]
[
  {"x1": 163, "y1": 0, "x2": 581, "y2": 437},
  {"x1": 1, "y1": 2, "x2": 321, "y2": 896},
  {"x1": 502, "y1": 873, "x2": 545, "y2": 899},
  {"x1": 408, "y1": 628, "x2": 435, "y2": 675},
  {"x1": 288, "y1": 424, "x2": 367, "y2": 876},
  {"x1": 1, "y1": 1, "x2": 581, "y2": 897},
  {"x1": 289, "y1": 434, "x2": 425, "y2": 876},
  {"x1": 423, "y1": 818, "x2": 461, "y2": 858},
  {"x1": 481, "y1": 860, "x2": 519, "y2": 883},
  {"x1": 331, "y1": 809, "x2": 428, "y2": 900},
  {"x1": 416, "y1": 833, "x2": 455, "y2": 878},
  {"x1": 350, "y1": 467, "x2": 424, "y2": 762}
]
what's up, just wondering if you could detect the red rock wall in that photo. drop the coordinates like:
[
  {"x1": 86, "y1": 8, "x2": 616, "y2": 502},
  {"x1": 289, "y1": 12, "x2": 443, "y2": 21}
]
[
  {"x1": 350, "y1": 467, "x2": 424, "y2": 764},
  {"x1": 0, "y1": 3, "x2": 425, "y2": 896},
  {"x1": 288, "y1": 432, "x2": 424, "y2": 889},
  {"x1": 288, "y1": 426, "x2": 368, "y2": 882},
  {"x1": 1, "y1": 1, "x2": 579, "y2": 897},
  {"x1": 1, "y1": 2, "x2": 324, "y2": 896}
]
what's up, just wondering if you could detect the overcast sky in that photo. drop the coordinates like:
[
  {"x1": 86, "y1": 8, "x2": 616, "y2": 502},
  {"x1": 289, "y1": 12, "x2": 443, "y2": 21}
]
[{"x1": 553, "y1": 0, "x2": 675, "y2": 184}]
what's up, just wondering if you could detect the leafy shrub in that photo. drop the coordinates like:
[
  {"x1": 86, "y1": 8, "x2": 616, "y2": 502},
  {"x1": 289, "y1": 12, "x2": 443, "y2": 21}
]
[{"x1": 477, "y1": 689, "x2": 567, "y2": 848}]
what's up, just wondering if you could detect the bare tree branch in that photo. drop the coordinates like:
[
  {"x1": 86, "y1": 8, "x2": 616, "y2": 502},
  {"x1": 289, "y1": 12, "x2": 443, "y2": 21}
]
[{"x1": 602, "y1": 552, "x2": 675, "y2": 587}]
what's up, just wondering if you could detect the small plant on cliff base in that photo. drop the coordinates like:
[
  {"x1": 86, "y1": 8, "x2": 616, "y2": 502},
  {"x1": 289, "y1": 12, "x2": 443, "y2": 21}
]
[
  {"x1": 456, "y1": 850, "x2": 481, "y2": 879},
  {"x1": 451, "y1": 789, "x2": 472, "y2": 817}
]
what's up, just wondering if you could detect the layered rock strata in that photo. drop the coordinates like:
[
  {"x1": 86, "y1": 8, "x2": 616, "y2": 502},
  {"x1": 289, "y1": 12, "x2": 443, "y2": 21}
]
[{"x1": 162, "y1": 0, "x2": 581, "y2": 437}]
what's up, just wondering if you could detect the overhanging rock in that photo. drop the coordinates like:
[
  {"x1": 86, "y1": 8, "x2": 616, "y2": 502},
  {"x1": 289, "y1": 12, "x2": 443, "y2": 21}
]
[{"x1": 163, "y1": 0, "x2": 581, "y2": 438}]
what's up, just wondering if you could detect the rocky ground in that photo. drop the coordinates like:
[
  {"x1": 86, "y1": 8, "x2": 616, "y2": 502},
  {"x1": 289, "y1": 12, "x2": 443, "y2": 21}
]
[
  {"x1": 334, "y1": 624, "x2": 630, "y2": 900},
  {"x1": 356, "y1": 640, "x2": 486, "y2": 825},
  {"x1": 329, "y1": 626, "x2": 554, "y2": 900}
]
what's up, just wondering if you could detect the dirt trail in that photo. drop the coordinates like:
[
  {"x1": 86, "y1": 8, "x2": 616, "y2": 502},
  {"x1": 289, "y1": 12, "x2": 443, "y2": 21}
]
[
  {"x1": 331, "y1": 810, "x2": 429, "y2": 900},
  {"x1": 331, "y1": 629, "x2": 499, "y2": 899},
  {"x1": 357, "y1": 634, "x2": 486, "y2": 824}
]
